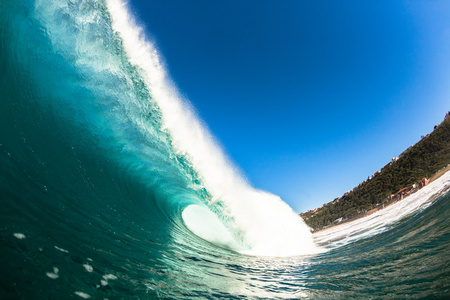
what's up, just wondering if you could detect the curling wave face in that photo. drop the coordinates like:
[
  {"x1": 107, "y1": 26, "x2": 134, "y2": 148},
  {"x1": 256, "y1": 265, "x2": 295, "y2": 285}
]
[
  {"x1": 4, "y1": 0, "x2": 317, "y2": 256},
  {"x1": 1, "y1": 0, "x2": 450, "y2": 299},
  {"x1": 104, "y1": 0, "x2": 318, "y2": 256}
]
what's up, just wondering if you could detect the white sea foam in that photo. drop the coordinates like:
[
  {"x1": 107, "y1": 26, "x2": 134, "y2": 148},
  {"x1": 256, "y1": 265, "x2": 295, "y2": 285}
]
[
  {"x1": 74, "y1": 291, "x2": 91, "y2": 299},
  {"x1": 105, "y1": 0, "x2": 317, "y2": 257},
  {"x1": 54, "y1": 246, "x2": 69, "y2": 253},
  {"x1": 102, "y1": 274, "x2": 117, "y2": 280},
  {"x1": 83, "y1": 264, "x2": 93, "y2": 272},
  {"x1": 13, "y1": 233, "x2": 26, "y2": 239},
  {"x1": 314, "y1": 171, "x2": 450, "y2": 248},
  {"x1": 46, "y1": 272, "x2": 59, "y2": 279},
  {"x1": 98, "y1": 274, "x2": 117, "y2": 288},
  {"x1": 46, "y1": 267, "x2": 59, "y2": 279}
]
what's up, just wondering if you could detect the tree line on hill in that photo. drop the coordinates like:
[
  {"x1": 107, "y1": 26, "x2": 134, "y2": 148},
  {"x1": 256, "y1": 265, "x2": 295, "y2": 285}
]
[{"x1": 301, "y1": 112, "x2": 450, "y2": 231}]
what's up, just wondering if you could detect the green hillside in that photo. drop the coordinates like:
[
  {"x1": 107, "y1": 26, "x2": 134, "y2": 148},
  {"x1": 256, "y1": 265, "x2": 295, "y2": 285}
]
[{"x1": 301, "y1": 112, "x2": 450, "y2": 231}]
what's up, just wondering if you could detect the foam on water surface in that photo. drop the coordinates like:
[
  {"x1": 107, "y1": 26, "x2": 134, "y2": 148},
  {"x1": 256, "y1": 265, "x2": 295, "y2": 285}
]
[
  {"x1": 82, "y1": 264, "x2": 93, "y2": 273},
  {"x1": 74, "y1": 291, "x2": 91, "y2": 299},
  {"x1": 13, "y1": 233, "x2": 26, "y2": 239},
  {"x1": 46, "y1": 267, "x2": 60, "y2": 280},
  {"x1": 314, "y1": 171, "x2": 450, "y2": 248},
  {"x1": 105, "y1": 0, "x2": 318, "y2": 257}
]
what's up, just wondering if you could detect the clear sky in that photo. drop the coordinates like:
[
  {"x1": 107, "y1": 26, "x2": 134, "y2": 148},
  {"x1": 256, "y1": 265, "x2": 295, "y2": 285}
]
[{"x1": 129, "y1": 0, "x2": 450, "y2": 213}]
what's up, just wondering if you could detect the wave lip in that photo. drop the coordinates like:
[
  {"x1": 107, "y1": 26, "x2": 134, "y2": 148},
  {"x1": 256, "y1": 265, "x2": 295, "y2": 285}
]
[{"x1": 105, "y1": 0, "x2": 318, "y2": 257}]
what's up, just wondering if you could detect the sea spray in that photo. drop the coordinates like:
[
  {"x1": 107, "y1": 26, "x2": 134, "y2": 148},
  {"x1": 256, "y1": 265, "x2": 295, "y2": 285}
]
[
  {"x1": 2, "y1": 1, "x2": 450, "y2": 298},
  {"x1": 105, "y1": 0, "x2": 317, "y2": 256},
  {"x1": 314, "y1": 171, "x2": 450, "y2": 248}
]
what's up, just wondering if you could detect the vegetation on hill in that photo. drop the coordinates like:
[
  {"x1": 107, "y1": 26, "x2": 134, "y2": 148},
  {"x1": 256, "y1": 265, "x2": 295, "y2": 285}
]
[{"x1": 301, "y1": 112, "x2": 450, "y2": 231}]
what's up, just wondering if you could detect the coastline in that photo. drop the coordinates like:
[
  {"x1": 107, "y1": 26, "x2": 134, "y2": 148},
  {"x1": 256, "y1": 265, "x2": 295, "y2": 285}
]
[{"x1": 312, "y1": 165, "x2": 450, "y2": 234}]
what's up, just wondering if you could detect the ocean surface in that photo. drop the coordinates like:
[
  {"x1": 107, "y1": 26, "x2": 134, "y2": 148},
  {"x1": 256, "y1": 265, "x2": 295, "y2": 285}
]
[{"x1": 1, "y1": 1, "x2": 449, "y2": 298}]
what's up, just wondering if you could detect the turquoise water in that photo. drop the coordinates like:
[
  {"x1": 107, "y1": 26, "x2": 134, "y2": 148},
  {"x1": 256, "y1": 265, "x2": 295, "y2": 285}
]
[{"x1": 1, "y1": 1, "x2": 449, "y2": 298}]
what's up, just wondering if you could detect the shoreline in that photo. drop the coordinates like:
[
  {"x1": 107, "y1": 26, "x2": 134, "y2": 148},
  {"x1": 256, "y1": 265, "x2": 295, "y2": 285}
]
[{"x1": 312, "y1": 165, "x2": 450, "y2": 234}]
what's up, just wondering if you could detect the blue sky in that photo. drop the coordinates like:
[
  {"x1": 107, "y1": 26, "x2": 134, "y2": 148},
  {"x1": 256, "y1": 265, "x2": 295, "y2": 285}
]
[{"x1": 129, "y1": 0, "x2": 450, "y2": 213}]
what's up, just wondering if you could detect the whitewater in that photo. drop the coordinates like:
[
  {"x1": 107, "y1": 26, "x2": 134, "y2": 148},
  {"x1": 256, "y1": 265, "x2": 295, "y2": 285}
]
[
  {"x1": 1, "y1": 0, "x2": 449, "y2": 298},
  {"x1": 104, "y1": 0, "x2": 317, "y2": 257}
]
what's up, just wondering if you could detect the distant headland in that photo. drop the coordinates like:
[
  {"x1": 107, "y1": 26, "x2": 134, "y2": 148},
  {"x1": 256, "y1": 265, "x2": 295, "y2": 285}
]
[{"x1": 301, "y1": 111, "x2": 450, "y2": 232}]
